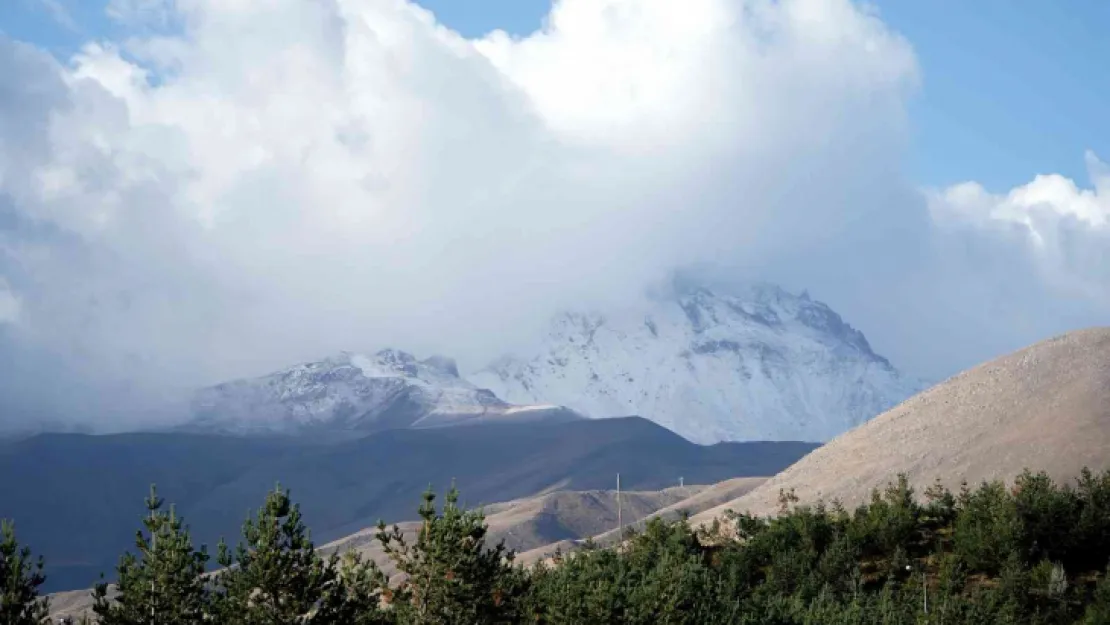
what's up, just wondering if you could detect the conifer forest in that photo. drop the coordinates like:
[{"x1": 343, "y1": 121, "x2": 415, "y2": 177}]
[{"x1": 6, "y1": 468, "x2": 1110, "y2": 624}]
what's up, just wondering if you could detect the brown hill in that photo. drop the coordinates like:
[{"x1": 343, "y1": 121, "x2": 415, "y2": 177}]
[
  {"x1": 515, "y1": 476, "x2": 766, "y2": 565},
  {"x1": 691, "y1": 327, "x2": 1110, "y2": 525},
  {"x1": 47, "y1": 588, "x2": 104, "y2": 622},
  {"x1": 318, "y1": 483, "x2": 725, "y2": 580},
  {"x1": 50, "y1": 480, "x2": 767, "y2": 620}
]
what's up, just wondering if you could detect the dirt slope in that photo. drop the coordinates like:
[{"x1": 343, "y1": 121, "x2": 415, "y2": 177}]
[
  {"x1": 516, "y1": 476, "x2": 767, "y2": 565},
  {"x1": 691, "y1": 327, "x2": 1110, "y2": 525},
  {"x1": 318, "y1": 484, "x2": 713, "y2": 580}
]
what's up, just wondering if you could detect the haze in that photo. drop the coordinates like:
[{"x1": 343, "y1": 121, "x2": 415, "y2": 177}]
[{"x1": 1, "y1": 0, "x2": 1108, "y2": 430}]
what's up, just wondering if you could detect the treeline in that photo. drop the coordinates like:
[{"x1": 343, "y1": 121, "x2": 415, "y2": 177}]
[{"x1": 6, "y1": 469, "x2": 1110, "y2": 624}]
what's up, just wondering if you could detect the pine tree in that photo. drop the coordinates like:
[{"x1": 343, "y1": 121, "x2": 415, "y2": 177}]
[
  {"x1": 527, "y1": 545, "x2": 626, "y2": 625},
  {"x1": 377, "y1": 485, "x2": 528, "y2": 625},
  {"x1": 212, "y1": 485, "x2": 356, "y2": 624},
  {"x1": 0, "y1": 519, "x2": 49, "y2": 625},
  {"x1": 1082, "y1": 564, "x2": 1110, "y2": 624},
  {"x1": 327, "y1": 551, "x2": 394, "y2": 625},
  {"x1": 92, "y1": 485, "x2": 211, "y2": 625}
]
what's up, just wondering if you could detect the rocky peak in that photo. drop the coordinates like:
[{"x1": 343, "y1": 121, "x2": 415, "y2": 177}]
[
  {"x1": 421, "y1": 354, "x2": 460, "y2": 378},
  {"x1": 469, "y1": 281, "x2": 923, "y2": 443},
  {"x1": 181, "y1": 349, "x2": 579, "y2": 437}
]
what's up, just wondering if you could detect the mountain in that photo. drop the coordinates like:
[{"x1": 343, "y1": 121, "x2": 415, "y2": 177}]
[
  {"x1": 470, "y1": 281, "x2": 921, "y2": 444},
  {"x1": 690, "y1": 327, "x2": 1110, "y2": 525},
  {"x1": 1, "y1": 417, "x2": 818, "y2": 592},
  {"x1": 178, "y1": 281, "x2": 916, "y2": 444},
  {"x1": 182, "y1": 348, "x2": 581, "y2": 436}
]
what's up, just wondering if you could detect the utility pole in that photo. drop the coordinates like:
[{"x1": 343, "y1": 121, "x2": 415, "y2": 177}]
[
  {"x1": 151, "y1": 504, "x2": 157, "y2": 625},
  {"x1": 616, "y1": 473, "x2": 623, "y2": 539}
]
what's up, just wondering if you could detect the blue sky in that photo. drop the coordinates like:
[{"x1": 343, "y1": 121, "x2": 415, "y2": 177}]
[
  {"x1": 879, "y1": 0, "x2": 1110, "y2": 191},
  {"x1": 3, "y1": 0, "x2": 1106, "y2": 191}
]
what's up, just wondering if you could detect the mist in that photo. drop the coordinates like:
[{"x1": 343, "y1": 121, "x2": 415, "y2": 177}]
[{"x1": 1, "y1": 0, "x2": 1108, "y2": 431}]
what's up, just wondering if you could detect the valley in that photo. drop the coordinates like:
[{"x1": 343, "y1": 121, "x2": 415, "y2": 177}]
[
  {"x1": 2, "y1": 416, "x2": 815, "y2": 593},
  {"x1": 27, "y1": 325, "x2": 1110, "y2": 623}
]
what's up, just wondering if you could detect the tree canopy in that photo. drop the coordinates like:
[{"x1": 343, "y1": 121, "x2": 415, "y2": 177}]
[{"x1": 12, "y1": 466, "x2": 1110, "y2": 624}]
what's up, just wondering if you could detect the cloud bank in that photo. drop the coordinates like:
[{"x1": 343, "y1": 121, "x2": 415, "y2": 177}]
[{"x1": 0, "y1": 0, "x2": 1105, "y2": 430}]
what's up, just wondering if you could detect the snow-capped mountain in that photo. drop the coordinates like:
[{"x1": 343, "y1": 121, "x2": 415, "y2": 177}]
[
  {"x1": 468, "y1": 282, "x2": 923, "y2": 444},
  {"x1": 183, "y1": 349, "x2": 580, "y2": 436}
]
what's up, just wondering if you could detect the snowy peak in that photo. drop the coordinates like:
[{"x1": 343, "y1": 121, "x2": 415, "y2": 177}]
[
  {"x1": 183, "y1": 349, "x2": 580, "y2": 437},
  {"x1": 178, "y1": 281, "x2": 918, "y2": 444},
  {"x1": 675, "y1": 283, "x2": 887, "y2": 366},
  {"x1": 469, "y1": 283, "x2": 922, "y2": 444},
  {"x1": 421, "y1": 354, "x2": 461, "y2": 377},
  {"x1": 343, "y1": 349, "x2": 466, "y2": 388}
]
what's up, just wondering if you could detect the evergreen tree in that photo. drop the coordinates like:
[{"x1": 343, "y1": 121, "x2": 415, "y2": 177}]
[
  {"x1": 329, "y1": 550, "x2": 394, "y2": 625},
  {"x1": 1082, "y1": 564, "x2": 1110, "y2": 624},
  {"x1": 23, "y1": 464, "x2": 1110, "y2": 623},
  {"x1": 213, "y1": 485, "x2": 357, "y2": 625},
  {"x1": 1072, "y1": 469, "x2": 1110, "y2": 573},
  {"x1": 377, "y1": 485, "x2": 528, "y2": 625},
  {"x1": 92, "y1": 485, "x2": 211, "y2": 625},
  {"x1": 0, "y1": 519, "x2": 49, "y2": 625},
  {"x1": 622, "y1": 519, "x2": 719, "y2": 624},
  {"x1": 953, "y1": 480, "x2": 1021, "y2": 573},
  {"x1": 526, "y1": 542, "x2": 627, "y2": 624}
]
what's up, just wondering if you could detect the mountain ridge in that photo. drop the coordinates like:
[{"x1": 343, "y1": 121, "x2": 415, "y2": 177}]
[
  {"x1": 180, "y1": 348, "x2": 581, "y2": 437},
  {"x1": 470, "y1": 282, "x2": 922, "y2": 443},
  {"x1": 170, "y1": 280, "x2": 918, "y2": 444},
  {"x1": 3, "y1": 417, "x2": 818, "y2": 593}
]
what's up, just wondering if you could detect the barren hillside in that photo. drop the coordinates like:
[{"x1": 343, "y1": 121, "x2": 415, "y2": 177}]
[
  {"x1": 318, "y1": 484, "x2": 722, "y2": 580},
  {"x1": 691, "y1": 327, "x2": 1110, "y2": 525}
]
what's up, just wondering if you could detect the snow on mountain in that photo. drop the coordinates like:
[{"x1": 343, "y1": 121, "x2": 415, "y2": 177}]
[
  {"x1": 183, "y1": 349, "x2": 580, "y2": 436},
  {"x1": 468, "y1": 282, "x2": 923, "y2": 444}
]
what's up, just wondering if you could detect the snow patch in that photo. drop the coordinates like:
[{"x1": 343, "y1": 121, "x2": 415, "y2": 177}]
[
  {"x1": 469, "y1": 283, "x2": 923, "y2": 444},
  {"x1": 182, "y1": 349, "x2": 574, "y2": 436},
  {"x1": 349, "y1": 353, "x2": 392, "y2": 379}
]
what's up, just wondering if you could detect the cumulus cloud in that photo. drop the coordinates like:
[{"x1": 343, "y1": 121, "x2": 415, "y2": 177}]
[
  {"x1": 912, "y1": 151, "x2": 1110, "y2": 373},
  {"x1": 0, "y1": 0, "x2": 1103, "y2": 430}
]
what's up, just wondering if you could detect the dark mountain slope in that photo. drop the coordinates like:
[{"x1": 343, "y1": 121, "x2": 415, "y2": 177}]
[{"x1": 0, "y1": 417, "x2": 817, "y2": 592}]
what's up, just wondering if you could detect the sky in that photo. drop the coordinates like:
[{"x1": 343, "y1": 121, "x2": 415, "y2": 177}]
[
  {"x1": 0, "y1": 0, "x2": 1108, "y2": 430},
  {"x1": 10, "y1": 0, "x2": 1107, "y2": 191}
]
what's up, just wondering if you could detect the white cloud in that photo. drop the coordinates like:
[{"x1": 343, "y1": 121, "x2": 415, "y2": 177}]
[
  {"x1": 0, "y1": 0, "x2": 1104, "y2": 429},
  {"x1": 928, "y1": 150, "x2": 1110, "y2": 321},
  {"x1": 0, "y1": 281, "x2": 20, "y2": 324}
]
